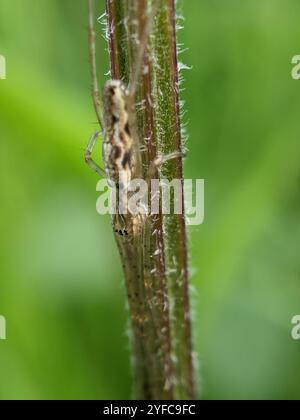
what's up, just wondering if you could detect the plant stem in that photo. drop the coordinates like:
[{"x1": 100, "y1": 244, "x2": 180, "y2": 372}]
[{"x1": 106, "y1": 0, "x2": 196, "y2": 400}]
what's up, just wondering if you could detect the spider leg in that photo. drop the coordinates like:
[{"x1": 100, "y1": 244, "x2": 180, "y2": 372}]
[
  {"x1": 85, "y1": 131, "x2": 106, "y2": 178},
  {"x1": 154, "y1": 151, "x2": 186, "y2": 168},
  {"x1": 127, "y1": 0, "x2": 161, "y2": 99},
  {"x1": 148, "y1": 150, "x2": 186, "y2": 179},
  {"x1": 88, "y1": 0, "x2": 105, "y2": 130}
]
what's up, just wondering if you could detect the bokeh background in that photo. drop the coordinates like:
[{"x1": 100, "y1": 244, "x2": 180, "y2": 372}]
[{"x1": 0, "y1": 0, "x2": 300, "y2": 400}]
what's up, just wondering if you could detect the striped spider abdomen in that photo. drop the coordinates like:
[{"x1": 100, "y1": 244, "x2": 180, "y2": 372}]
[{"x1": 103, "y1": 80, "x2": 134, "y2": 190}]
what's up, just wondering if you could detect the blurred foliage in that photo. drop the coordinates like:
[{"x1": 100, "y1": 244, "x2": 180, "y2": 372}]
[{"x1": 0, "y1": 0, "x2": 300, "y2": 400}]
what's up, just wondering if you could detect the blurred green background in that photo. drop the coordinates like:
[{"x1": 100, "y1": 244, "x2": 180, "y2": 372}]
[{"x1": 0, "y1": 0, "x2": 300, "y2": 400}]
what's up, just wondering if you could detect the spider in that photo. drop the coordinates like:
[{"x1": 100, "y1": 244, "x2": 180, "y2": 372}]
[{"x1": 85, "y1": 0, "x2": 183, "y2": 224}]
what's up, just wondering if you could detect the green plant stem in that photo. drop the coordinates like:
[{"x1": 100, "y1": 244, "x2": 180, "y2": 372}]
[{"x1": 106, "y1": 0, "x2": 196, "y2": 400}]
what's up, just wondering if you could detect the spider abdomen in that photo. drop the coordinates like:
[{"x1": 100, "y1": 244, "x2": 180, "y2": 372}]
[{"x1": 103, "y1": 80, "x2": 134, "y2": 188}]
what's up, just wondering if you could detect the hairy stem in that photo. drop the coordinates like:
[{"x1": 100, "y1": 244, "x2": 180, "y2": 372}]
[{"x1": 105, "y1": 0, "x2": 196, "y2": 399}]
